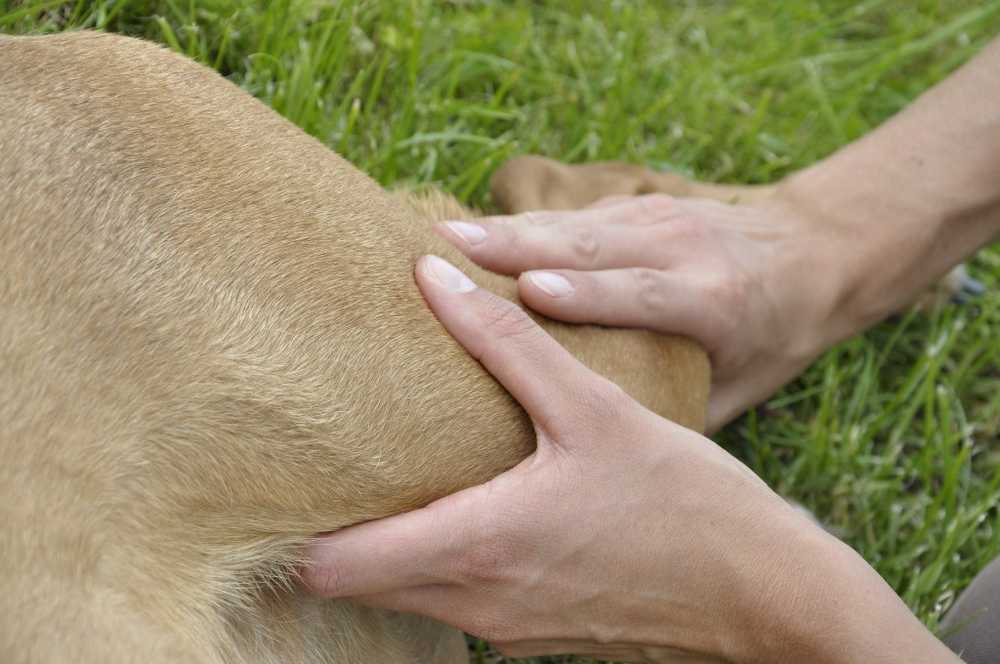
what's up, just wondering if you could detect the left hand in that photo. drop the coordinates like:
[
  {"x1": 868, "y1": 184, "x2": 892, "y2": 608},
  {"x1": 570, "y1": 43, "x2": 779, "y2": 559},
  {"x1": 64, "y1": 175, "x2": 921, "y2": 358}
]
[
  {"x1": 433, "y1": 194, "x2": 848, "y2": 433},
  {"x1": 301, "y1": 255, "x2": 878, "y2": 663}
]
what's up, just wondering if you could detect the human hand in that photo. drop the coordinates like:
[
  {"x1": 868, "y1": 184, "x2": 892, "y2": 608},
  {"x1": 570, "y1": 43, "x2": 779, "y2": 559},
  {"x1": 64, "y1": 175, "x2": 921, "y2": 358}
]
[
  {"x1": 301, "y1": 255, "x2": 925, "y2": 663},
  {"x1": 434, "y1": 194, "x2": 857, "y2": 433}
]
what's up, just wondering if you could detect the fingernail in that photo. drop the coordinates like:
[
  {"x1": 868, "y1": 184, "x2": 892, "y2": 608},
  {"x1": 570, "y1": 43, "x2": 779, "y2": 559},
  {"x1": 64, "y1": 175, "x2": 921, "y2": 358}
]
[
  {"x1": 424, "y1": 255, "x2": 477, "y2": 293},
  {"x1": 442, "y1": 221, "x2": 487, "y2": 246},
  {"x1": 527, "y1": 271, "x2": 574, "y2": 298}
]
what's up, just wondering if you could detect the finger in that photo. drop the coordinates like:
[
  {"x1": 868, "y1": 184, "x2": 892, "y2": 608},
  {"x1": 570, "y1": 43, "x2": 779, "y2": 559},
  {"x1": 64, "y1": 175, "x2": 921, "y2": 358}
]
[
  {"x1": 302, "y1": 489, "x2": 476, "y2": 598},
  {"x1": 482, "y1": 194, "x2": 677, "y2": 227},
  {"x1": 516, "y1": 267, "x2": 718, "y2": 347},
  {"x1": 416, "y1": 255, "x2": 614, "y2": 432},
  {"x1": 435, "y1": 195, "x2": 682, "y2": 275},
  {"x1": 435, "y1": 217, "x2": 664, "y2": 275}
]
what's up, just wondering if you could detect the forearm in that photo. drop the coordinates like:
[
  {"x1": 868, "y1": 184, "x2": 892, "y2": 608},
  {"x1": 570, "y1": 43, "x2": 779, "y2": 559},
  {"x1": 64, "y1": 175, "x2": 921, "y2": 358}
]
[
  {"x1": 623, "y1": 511, "x2": 960, "y2": 664},
  {"x1": 781, "y1": 37, "x2": 1000, "y2": 339},
  {"x1": 721, "y1": 42, "x2": 1000, "y2": 662},
  {"x1": 744, "y1": 526, "x2": 961, "y2": 664},
  {"x1": 610, "y1": 505, "x2": 959, "y2": 664}
]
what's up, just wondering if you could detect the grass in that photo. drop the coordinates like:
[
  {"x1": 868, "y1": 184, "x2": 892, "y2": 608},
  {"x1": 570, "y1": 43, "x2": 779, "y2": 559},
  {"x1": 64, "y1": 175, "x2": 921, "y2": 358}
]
[{"x1": 4, "y1": 0, "x2": 1000, "y2": 662}]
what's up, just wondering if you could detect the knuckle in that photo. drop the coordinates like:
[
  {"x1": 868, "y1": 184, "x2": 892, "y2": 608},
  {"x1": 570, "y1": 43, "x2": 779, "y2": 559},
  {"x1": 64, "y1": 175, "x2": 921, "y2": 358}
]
[
  {"x1": 631, "y1": 267, "x2": 667, "y2": 313},
  {"x1": 700, "y1": 269, "x2": 753, "y2": 337},
  {"x1": 570, "y1": 225, "x2": 600, "y2": 263},
  {"x1": 704, "y1": 268, "x2": 751, "y2": 309}
]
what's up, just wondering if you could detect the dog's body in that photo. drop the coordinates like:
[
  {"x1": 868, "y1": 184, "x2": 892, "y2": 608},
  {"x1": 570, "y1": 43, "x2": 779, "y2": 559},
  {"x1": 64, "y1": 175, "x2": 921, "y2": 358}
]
[{"x1": 0, "y1": 32, "x2": 710, "y2": 663}]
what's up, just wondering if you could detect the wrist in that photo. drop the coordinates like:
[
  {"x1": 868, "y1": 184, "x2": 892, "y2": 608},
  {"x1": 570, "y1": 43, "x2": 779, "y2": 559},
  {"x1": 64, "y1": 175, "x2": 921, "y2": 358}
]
[
  {"x1": 775, "y1": 79, "x2": 1000, "y2": 341},
  {"x1": 775, "y1": 162, "x2": 953, "y2": 341},
  {"x1": 732, "y1": 513, "x2": 959, "y2": 664},
  {"x1": 751, "y1": 180, "x2": 878, "y2": 364}
]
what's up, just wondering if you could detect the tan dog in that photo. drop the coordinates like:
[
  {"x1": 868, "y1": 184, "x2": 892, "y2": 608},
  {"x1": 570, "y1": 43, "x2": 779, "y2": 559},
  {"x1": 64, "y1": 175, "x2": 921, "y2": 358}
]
[{"x1": 0, "y1": 31, "x2": 710, "y2": 664}]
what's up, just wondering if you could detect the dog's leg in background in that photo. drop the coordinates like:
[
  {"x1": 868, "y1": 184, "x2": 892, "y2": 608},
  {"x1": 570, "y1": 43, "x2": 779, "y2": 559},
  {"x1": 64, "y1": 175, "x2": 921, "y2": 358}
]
[
  {"x1": 0, "y1": 32, "x2": 707, "y2": 664},
  {"x1": 490, "y1": 155, "x2": 775, "y2": 212}
]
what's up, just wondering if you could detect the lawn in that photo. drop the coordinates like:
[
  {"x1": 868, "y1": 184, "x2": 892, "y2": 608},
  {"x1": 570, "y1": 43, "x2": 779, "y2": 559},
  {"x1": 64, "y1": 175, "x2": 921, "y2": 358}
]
[{"x1": 4, "y1": 1, "x2": 999, "y2": 662}]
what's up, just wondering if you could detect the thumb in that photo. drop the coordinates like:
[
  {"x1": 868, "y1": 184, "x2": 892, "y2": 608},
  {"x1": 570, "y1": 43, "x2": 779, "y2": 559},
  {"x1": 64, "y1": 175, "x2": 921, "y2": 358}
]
[
  {"x1": 416, "y1": 254, "x2": 618, "y2": 440},
  {"x1": 302, "y1": 485, "x2": 482, "y2": 598}
]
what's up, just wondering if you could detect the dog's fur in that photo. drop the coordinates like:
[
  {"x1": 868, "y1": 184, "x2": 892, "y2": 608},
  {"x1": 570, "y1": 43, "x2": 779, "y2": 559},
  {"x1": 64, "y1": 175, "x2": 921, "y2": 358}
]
[{"x1": 0, "y1": 31, "x2": 711, "y2": 663}]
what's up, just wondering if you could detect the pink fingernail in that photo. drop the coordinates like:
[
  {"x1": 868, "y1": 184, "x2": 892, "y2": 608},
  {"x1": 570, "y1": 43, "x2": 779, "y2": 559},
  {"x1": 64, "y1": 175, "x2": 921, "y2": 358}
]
[
  {"x1": 424, "y1": 255, "x2": 477, "y2": 293},
  {"x1": 442, "y1": 221, "x2": 487, "y2": 246},
  {"x1": 528, "y1": 271, "x2": 574, "y2": 297}
]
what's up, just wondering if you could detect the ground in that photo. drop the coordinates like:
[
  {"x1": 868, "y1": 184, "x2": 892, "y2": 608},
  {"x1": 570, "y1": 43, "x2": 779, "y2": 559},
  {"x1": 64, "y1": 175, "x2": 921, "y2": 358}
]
[{"x1": 4, "y1": 1, "x2": 999, "y2": 662}]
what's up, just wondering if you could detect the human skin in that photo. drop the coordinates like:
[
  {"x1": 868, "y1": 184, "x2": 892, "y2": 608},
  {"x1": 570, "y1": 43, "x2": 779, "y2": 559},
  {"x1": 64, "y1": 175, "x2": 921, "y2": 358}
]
[
  {"x1": 304, "y1": 38, "x2": 1000, "y2": 662},
  {"x1": 437, "y1": 36, "x2": 1000, "y2": 432},
  {"x1": 304, "y1": 255, "x2": 961, "y2": 663}
]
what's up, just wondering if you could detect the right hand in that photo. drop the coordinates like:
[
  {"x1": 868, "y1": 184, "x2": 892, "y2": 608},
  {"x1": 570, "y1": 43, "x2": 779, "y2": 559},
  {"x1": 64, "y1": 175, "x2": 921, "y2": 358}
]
[
  {"x1": 436, "y1": 193, "x2": 853, "y2": 432},
  {"x1": 304, "y1": 255, "x2": 959, "y2": 664}
]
